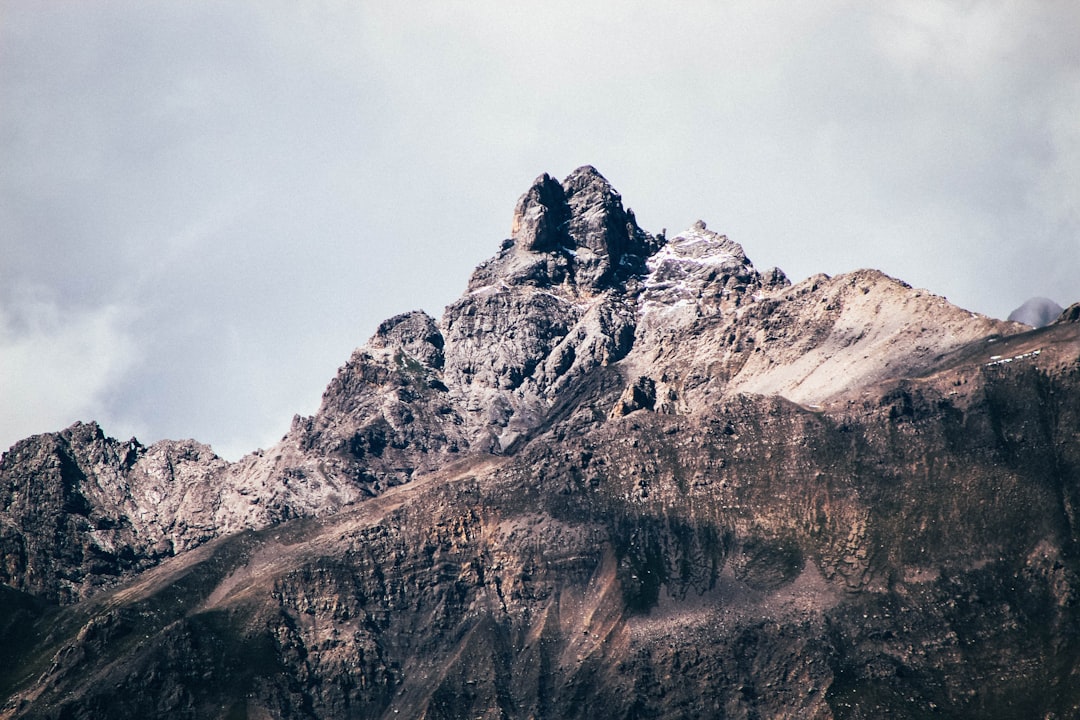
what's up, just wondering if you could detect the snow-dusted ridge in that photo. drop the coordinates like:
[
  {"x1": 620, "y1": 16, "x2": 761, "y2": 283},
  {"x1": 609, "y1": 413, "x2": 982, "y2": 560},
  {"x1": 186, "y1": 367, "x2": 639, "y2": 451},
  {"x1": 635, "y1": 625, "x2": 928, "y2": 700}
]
[{"x1": 640, "y1": 220, "x2": 759, "y2": 317}]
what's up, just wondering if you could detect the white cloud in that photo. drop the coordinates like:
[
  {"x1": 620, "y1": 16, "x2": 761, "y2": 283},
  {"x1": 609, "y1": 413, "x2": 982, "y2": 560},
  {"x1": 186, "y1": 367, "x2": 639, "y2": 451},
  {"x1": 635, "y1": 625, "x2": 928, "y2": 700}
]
[
  {"x1": 1035, "y1": 76, "x2": 1080, "y2": 226},
  {"x1": 0, "y1": 297, "x2": 139, "y2": 452},
  {"x1": 875, "y1": 1, "x2": 1017, "y2": 80}
]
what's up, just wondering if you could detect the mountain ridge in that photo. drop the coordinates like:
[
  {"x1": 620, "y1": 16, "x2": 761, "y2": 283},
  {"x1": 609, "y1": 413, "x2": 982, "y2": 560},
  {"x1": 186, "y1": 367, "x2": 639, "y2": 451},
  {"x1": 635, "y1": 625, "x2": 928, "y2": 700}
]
[{"x1": 2, "y1": 167, "x2": 1079, "y2": 719}]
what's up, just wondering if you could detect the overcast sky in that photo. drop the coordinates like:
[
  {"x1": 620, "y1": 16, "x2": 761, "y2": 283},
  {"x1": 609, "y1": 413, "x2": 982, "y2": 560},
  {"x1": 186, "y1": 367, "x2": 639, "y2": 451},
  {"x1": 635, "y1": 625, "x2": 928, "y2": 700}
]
[{"x1": 2, "y1": 1, "x2": 1077, "y2": 459}]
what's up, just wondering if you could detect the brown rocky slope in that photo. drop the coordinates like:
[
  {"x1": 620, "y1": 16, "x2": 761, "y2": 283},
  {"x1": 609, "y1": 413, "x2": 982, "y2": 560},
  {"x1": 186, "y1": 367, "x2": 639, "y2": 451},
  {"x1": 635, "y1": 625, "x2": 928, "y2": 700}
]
[{"x1": 2, "y1": 167, "x2": 1079, "y2": 719}]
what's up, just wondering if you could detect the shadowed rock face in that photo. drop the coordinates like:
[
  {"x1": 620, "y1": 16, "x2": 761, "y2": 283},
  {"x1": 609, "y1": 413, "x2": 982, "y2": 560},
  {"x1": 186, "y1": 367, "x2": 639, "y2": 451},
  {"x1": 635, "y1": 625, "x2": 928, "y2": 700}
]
[{"x1": 2, "y1": 167, "x2": 1079, "y2": 719}]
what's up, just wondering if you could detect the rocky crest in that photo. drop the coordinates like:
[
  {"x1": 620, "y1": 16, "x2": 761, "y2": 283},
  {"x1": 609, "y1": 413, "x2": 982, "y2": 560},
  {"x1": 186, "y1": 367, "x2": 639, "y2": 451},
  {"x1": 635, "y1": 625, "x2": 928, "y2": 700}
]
[{"x1": 2, "y1": 167, "x2": 1079, "y2": 719}]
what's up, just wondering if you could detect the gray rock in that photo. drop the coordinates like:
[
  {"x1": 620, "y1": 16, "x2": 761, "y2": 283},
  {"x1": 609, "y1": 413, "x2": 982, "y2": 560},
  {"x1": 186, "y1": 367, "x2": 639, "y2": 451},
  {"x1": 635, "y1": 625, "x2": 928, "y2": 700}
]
[
  {"x1": 1008, "y1": 296, "x2": 1065, "y2": 327},
  {"x1": 1056, "y1": 301, "x2": 1080, "y2": 324},
  {"x1": 369, "y1": 310, "x2": 445, "y2": 369}
]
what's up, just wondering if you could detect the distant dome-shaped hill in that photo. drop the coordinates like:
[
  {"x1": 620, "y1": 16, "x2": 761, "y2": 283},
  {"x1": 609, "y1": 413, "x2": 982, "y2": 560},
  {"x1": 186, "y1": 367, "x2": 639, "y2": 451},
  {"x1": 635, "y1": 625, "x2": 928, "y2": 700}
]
[{"x1": 1008, "y1": 296, "x2": 1064, "y2": 328}]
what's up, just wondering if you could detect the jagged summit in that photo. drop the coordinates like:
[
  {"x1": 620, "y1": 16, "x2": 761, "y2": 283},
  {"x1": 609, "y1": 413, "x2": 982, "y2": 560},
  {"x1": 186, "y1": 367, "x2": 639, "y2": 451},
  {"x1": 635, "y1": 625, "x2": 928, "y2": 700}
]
[
  {"x1": 231, "y1": 167, "x2": 1027, "y2": 493},
  {"x1": 474, "y1": 166, "x2": 661, "y2": 293}
]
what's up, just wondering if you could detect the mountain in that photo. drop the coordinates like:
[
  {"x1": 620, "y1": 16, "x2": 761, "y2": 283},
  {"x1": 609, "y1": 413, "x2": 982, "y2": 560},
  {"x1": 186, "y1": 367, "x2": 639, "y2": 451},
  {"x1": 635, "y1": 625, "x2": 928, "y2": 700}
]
[
  {"x1": 2, "y1": 166, "x2": 1079, "y2": 719},
  {"x1": 1008, "y1": 296, "x2": 1065, "y2": 328}
]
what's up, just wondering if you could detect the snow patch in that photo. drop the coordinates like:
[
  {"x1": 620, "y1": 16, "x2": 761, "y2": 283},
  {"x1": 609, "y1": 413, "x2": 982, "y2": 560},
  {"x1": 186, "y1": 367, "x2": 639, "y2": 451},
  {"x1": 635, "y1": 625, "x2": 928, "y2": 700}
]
[
  {"x1": 639, "y1": 223, "x2": 753, "y2": 317},
  {"x1": 469, "y1": 280, "x2": 511, "y2": 296},
  {"x1": 985, "y1": 349, "x2": 1041, "y2": 367}
]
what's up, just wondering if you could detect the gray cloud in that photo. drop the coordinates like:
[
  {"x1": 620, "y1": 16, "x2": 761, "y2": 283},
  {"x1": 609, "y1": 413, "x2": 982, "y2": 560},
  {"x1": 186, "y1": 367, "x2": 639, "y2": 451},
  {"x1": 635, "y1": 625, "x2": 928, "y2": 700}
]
[{"x1": 2, "y1": 1, "x2": 1077, "y2": 458}]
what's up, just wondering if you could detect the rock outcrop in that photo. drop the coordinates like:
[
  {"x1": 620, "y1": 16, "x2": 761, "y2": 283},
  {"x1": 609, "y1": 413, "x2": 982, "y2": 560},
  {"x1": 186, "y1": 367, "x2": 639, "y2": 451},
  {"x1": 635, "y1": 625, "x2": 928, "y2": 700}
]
[
  {"x1": 0, "y1": 422, "x2": 225, "y2": 603},
  {"x1": 2, "y1": 167, "x2": 1079, "y2": 719}
]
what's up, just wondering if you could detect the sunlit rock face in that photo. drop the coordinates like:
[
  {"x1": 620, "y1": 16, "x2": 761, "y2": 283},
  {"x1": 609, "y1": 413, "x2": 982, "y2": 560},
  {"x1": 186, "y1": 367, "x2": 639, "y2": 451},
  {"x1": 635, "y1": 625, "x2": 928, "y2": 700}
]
[{"x1": 2, "y1": 167, "x2": 1079, "y2": 719}]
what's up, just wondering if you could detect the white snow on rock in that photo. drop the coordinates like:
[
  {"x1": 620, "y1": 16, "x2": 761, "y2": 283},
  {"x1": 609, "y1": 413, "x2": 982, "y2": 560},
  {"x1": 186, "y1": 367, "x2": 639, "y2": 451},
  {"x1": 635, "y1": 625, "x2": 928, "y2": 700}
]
[
  {"x1": 640, "y1": 220, "x2": 754, "y2": 317},
  {"x1": 986, "y1": 349, "x2": 1041, "y2": 366}
]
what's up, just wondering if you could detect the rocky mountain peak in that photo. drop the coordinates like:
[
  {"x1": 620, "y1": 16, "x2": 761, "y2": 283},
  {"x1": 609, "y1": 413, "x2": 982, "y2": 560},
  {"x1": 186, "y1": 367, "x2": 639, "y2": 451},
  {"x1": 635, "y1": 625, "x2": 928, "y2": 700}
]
[
  {"x1": 0, "y1": 421, "x2": 227, "y2": 603},
  {"x1": 476, "y1": 166, "x2": 660, "y2": 294},
  {"x1": 640, "y1": 220, "x2": 760, "y2": 315},
  {"x1": 561, "y1": 164, "x2": 660, "y2": 288},
  {"x1": 4, "y1": 166, "x2": 1080, "y2": 719},
  {"x1": 368, "y1": 310, "x2": 445, "y2": 370},
  {"x1": 509, "y1": 172, "x2": 569, "y2": 254}
]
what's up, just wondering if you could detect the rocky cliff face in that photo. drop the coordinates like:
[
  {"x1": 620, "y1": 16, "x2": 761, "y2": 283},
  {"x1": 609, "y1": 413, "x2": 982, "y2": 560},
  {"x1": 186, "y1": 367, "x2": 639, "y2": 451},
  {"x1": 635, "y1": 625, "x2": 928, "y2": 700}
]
[{"x1": 2, "y1": 167, "x2": 1079, "y2": 719}]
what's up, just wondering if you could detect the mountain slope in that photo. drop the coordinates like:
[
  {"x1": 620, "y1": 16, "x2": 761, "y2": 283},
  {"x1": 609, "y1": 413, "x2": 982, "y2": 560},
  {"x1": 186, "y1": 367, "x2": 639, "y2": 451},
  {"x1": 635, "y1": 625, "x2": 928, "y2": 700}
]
[{"x1": 2, "y1": 167, "x2": 1079, "y2": 719}]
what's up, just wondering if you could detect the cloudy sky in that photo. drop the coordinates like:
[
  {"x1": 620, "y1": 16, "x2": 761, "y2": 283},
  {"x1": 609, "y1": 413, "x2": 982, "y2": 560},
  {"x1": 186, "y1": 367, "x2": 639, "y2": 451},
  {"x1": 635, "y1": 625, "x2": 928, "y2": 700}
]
[{"x1": 2, "y1": 1, "x2": 1077, "y2": 459}]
